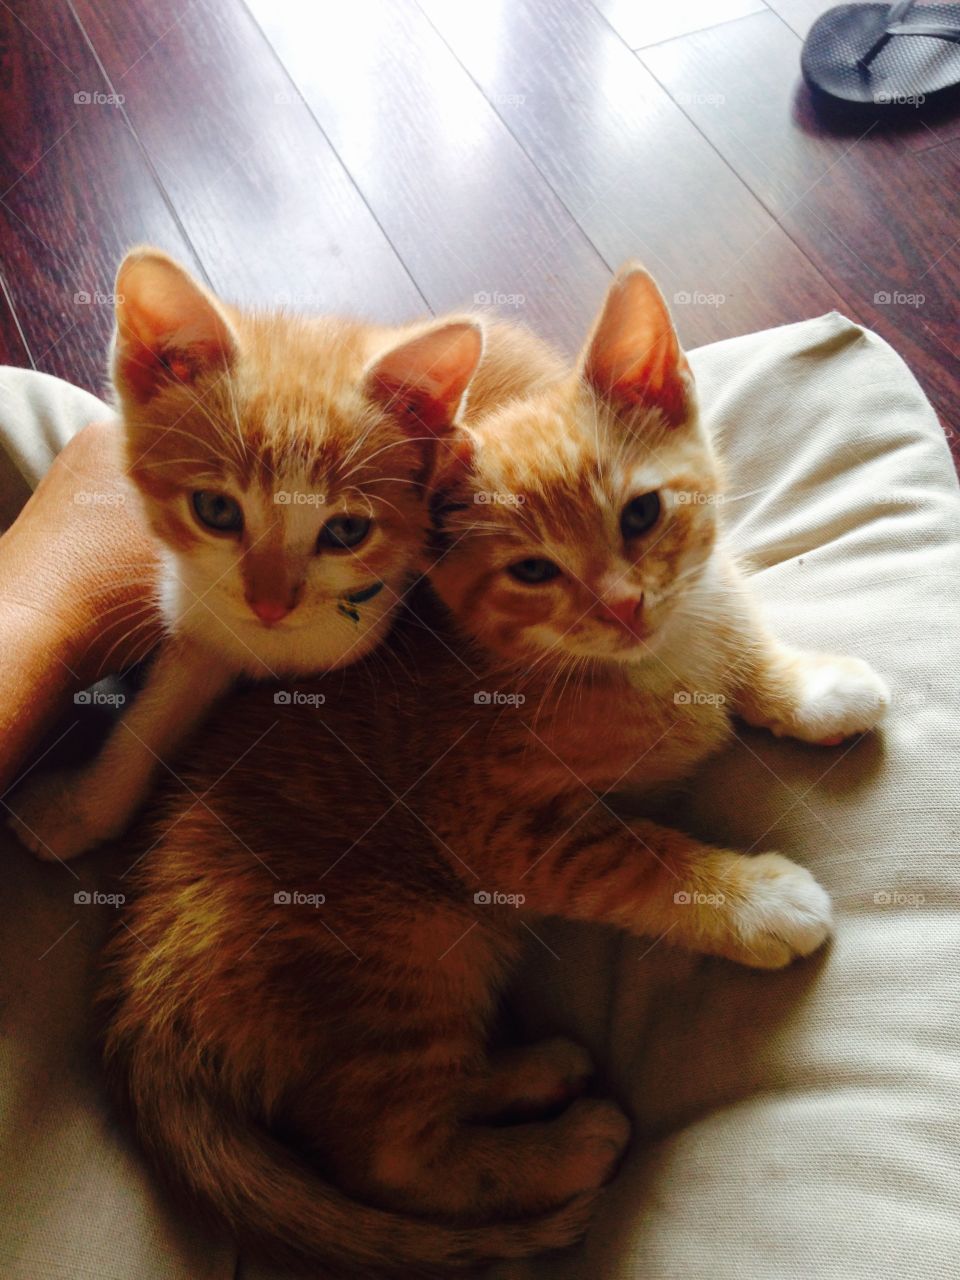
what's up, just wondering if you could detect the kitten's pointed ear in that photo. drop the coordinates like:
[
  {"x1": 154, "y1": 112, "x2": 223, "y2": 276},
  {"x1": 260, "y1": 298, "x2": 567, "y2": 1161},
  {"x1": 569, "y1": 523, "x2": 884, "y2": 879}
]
[
  {"x1": 112, "y1": 247, "x2": 238, "y2": 404},
  {"x1": 582, "y1": 264, "x2": 692, "y2": 426},
  {"x1": 364, "y1": 320, "x2": 484, "y2": 436}
]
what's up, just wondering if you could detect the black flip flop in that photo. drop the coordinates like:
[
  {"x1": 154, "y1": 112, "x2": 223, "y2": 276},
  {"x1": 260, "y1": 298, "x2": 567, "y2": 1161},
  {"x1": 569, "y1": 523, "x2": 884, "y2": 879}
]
[{"x1": 802, "y1": 1, "x2": 960, "y2": 106}]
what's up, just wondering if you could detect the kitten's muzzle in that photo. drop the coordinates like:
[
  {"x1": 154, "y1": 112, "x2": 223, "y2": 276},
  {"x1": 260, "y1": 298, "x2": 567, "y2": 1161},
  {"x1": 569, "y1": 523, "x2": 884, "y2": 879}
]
[{"x1": 595, "y1": 593, "x2": 646, "y2": 636}]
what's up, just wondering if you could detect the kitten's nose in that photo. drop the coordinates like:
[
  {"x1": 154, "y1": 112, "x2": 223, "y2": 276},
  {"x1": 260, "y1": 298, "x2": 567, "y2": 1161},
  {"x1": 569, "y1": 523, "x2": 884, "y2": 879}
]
[
  {"x1": 249, "y1": 598, "x2": 293, "y2": 625},
  {"x1": 597, "y1": 595, "x2": 644, "y2": 632}
]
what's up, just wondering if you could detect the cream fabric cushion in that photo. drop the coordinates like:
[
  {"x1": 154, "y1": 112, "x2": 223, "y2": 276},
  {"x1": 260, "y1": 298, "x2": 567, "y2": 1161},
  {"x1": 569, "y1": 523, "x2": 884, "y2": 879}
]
[{"x1": 1, "y1": 311, "x2": 958, "y2": 1280}]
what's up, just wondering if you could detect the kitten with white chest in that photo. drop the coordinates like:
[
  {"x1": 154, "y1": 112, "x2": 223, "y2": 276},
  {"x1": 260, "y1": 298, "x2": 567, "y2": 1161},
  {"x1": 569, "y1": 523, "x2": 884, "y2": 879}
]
[
  {"x1": 98, "y1": 264, "x2": 891, "y2": 1276},
  {"x1": 9, "y1": 247, "x2": 485, "y2": 860}
]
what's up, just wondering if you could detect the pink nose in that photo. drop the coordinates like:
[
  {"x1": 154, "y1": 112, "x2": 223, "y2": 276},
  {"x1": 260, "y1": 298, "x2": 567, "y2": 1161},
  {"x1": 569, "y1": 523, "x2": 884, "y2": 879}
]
[
  {"x1": 597, "y1": 595, "x2": 644, "y2": 632},
  {"x1": 249, "y1": 598, "x2": 292, "y2": 625}
]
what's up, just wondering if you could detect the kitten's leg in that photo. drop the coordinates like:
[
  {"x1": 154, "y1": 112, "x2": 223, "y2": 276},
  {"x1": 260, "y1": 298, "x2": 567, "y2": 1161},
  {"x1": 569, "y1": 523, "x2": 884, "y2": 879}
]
[
  {"x1": 472, "y1": 1038, "x2": 593, "y2": 1120},
  {"x1": 7, "y1": 639, "x2": 230, "y2": 860},
  {"x1": 484, "y1": 812, "x2": 832, "y2": 971},
  {"x1": 721, "y1": 559, "x2": 889, "y2": 744},
  {"x1": 735, "y1": 638, "x2": 890, "y2": 745},
  {"x1": 365, "y1": 1090, "x2": 629, "y2": 1219}
]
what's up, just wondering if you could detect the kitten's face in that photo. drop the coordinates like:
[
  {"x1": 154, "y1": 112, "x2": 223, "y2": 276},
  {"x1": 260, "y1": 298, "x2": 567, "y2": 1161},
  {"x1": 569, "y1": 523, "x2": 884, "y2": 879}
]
[
  {"x1": 112, "y1": 249, "x2": 482, "y2": 674},
  {"x1": 127, "y1": 347, "x2": 425, "y2": 672},
  {"x1": 431, "y1": 266, "x2": 720, "y2": 668}
]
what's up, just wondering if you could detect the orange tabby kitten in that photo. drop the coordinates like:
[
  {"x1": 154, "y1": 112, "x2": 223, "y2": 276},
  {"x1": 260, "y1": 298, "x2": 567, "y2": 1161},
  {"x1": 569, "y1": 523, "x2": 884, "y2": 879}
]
[
  {"x1": 10, "y1": 247, "x2": 484, "y2": 861},
  {"x1": 100, "y1": 266, "x2": 889, "y2": 1275}
]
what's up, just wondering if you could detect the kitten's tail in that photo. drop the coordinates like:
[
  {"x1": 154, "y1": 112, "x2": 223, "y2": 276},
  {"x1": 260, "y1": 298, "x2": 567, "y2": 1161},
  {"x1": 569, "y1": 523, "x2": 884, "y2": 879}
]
[{"x1": 124, "y1": 1081, "x2": 596, "y2": 1275}]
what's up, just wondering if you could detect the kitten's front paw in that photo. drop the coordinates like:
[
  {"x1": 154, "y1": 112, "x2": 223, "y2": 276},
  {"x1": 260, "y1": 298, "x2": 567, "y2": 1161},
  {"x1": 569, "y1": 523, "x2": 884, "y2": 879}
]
[
  {"x1": 7, "y1": 771, "x2": 105, "y2": 861},
  {"x1": 720, "y1": 852, "x2": 833, "y2": 970},
  {"x1": 769, "y1": 654, "x2": 890, "y2": 745}
]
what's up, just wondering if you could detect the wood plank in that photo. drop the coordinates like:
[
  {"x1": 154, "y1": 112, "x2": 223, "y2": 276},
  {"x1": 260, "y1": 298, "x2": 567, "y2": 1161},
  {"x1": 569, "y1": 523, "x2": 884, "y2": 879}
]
[
  {"x1": 641, "y1": 10, "x2": 960, "y2": 433},
  {"x1": 0, "y1": 1, "x2": 200, "y2": 393},
  {"x1": 244, "y1": 0, "x2": 612, "y2": 354},
  {"x1": 596, "y1": 0, "x2": 766, "y2": 49},
  {"x1": 71, "y1": 0, "x2": 425, "y2": 323},
  {"x1": 0, "y1": 277, "x2": 32, "y2": 368},
  {"x1": 419, "y1": 0, "x2": 846, "y2": 349}
]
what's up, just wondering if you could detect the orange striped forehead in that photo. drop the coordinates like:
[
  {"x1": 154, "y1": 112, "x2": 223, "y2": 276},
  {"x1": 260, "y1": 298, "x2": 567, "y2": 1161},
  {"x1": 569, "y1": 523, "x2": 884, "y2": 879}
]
[
  {"x1": 452, "y1": 381, "x2": 719, "y2": 552},
  {"x1": 124, "y1": 310, "x2": 424, "y2": 524}
]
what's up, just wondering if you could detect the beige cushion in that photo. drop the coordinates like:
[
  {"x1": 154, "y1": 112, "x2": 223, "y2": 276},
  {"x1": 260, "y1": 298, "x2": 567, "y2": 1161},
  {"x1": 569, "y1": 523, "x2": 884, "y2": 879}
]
[
  {"x1": 2, "y1": 311, "x2": 958, "y2": 1279},
  {"x1": 495, "y1": 313, "x2": 960, "y2": 1279}
]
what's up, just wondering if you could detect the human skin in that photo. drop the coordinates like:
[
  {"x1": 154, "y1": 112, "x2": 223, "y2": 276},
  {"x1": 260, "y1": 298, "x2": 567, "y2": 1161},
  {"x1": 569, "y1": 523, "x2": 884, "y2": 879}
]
[{"x1": 0, "y1": 419, "x2": 160, "y2": 794}]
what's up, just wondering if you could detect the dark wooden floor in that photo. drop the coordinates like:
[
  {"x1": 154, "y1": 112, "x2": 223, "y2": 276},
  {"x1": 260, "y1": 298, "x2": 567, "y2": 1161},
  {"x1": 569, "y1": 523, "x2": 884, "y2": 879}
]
[{"x1": 0, "y1": 0, "x2": 957, "y2": 465}]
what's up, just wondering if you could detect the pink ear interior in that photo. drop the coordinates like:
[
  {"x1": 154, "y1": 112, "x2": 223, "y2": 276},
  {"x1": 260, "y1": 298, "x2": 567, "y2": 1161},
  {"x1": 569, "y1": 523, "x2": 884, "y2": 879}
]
[
  {"x1": 114, "y1": 249, "x2": 236, "y2": 403},
  {"x1": 365, "y1": 321, "x2": 484, "y2": 436},
  {"x1": 583, "y1": 267, "x2": 691, "y2": 426}
]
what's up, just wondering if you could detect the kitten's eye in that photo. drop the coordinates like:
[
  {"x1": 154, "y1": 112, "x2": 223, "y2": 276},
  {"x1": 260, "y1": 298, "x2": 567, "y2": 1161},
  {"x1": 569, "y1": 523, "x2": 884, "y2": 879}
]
[
  {"x1": 192, "y1": 490, "x2": 243, "y2": 533},
  {"x1": 507, "y1": 558, "x2": 561, "y2": 585},
  {"x1": 317, "y1": 515, "x2": 372, "y2": 551},
  {"x1": 620, "y1": 492, "x2": 661, "y2": 540}
]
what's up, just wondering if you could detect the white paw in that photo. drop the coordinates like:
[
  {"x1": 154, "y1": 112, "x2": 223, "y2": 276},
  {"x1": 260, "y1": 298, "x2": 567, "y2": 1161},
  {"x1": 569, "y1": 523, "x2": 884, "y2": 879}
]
[
  {"x1": 723, "y1": 852, "x2": 833, "y2": 970},
  {"x1": 6, "y1": 770, "x2": 107, "y2": 861},
  {"x1": 774, "y1": 654, "x2": 890, "y2": 745}
]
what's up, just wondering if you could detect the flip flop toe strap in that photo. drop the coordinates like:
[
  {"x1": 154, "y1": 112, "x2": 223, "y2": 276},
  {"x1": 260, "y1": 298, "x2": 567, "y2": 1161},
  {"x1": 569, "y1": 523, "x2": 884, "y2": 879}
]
[{"x1": 861, "y1": 0, "x2": 960, "y2": 70}]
